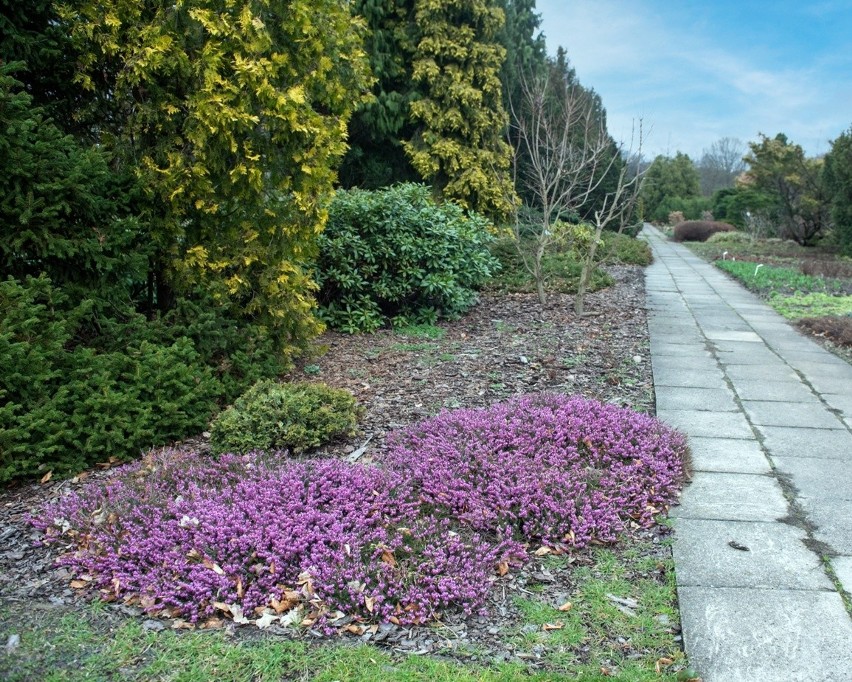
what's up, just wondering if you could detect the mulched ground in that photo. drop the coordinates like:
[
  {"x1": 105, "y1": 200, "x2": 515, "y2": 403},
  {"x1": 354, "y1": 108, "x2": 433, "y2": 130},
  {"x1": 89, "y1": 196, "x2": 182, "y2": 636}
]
[{"x1": 0, "y1": 265, "x2": 680, "y2": 669}]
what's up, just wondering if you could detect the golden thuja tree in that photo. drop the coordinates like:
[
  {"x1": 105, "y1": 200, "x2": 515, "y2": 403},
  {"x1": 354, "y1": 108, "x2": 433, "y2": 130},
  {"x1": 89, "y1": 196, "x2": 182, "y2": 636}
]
[
  {"x1": 405, "y1": 0, "x2": 516, "y2": 220},
  {"x1": 57, "y1": 0, "x2": 372, "y2": 355}
]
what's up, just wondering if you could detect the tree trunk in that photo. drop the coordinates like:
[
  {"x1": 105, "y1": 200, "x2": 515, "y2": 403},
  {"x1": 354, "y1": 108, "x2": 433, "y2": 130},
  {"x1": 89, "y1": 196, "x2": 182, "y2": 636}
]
[{"x1": 574, "y1": 222, "x2": 604, "y2": 315}]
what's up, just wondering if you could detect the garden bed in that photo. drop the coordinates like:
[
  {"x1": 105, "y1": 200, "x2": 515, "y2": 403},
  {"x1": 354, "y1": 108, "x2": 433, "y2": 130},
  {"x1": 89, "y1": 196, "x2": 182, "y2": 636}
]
[{"x1": 0, "y1": 266, "x2": 692, "y2": 680}]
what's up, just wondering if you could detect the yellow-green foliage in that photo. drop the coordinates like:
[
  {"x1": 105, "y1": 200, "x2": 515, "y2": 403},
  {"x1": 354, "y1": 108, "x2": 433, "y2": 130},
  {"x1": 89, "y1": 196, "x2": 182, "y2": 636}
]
[
  {"x1": 209, "y1": 380, "x2": 359, "y2": 455},
  {"x1": 58, "y1": 0, "x2": 373, "y2": 356},
  {"x1": 405, "y1": 0, "x2": 517, "y2": 220}
]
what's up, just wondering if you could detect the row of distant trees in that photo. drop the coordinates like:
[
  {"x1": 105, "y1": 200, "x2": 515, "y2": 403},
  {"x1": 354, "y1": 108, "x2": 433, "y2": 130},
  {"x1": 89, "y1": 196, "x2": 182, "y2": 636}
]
[{"x1": 639, "y1": 131, "x2": 852, "y2": 253}]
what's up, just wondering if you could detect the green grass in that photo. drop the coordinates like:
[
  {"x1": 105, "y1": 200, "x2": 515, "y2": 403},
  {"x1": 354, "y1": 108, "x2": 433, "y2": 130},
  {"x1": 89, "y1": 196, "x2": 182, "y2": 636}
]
[
  {"x1": 393, "y1": 324, "x2": 446, "y2": 340},
  {"x1": 769, "y1": 292, "x2": 852, "y2": 320},
  {"x1": 500, "y1": 544, "x2": 686, "y2": 681},
  {"x1": 714, "y1": 260, "x2": 852, "y2": 320},
  {"x1": 687, "y1": 236, "x2": 829, "y2": 262},
  {"x1": 714, "y1": 260, "x2": 846, "y2": 296}
]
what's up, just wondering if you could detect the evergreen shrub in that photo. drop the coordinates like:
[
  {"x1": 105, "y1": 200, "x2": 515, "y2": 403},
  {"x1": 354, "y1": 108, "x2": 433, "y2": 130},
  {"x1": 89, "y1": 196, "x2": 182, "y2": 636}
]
[
  {"x1": 0, "y1": 276, "x2": 216, "y2": 481},
  {"x1": 209, "y1": 380, "x2": 359, "y2": 455},
  {"x1": 316, "y1": 184, "x2": 499, "y2": 332}
]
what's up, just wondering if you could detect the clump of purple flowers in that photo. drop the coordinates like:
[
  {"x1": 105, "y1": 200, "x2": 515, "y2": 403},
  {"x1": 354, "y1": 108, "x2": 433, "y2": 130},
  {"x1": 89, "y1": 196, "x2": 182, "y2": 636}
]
[
  {"x1": 34, "y1": 450, "x2": 521, "y2": 626},
  {"x1": 381, "y1": 393, "x2": 687, "y2": 546},
  {"x1": 33, "y1": 394, "x2": 687, "y2": 628}
]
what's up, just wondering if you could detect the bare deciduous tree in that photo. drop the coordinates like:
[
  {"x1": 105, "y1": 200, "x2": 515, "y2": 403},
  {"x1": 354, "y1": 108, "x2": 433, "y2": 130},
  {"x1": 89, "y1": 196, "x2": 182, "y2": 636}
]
[
  {"x1": 508, "y1": 71, "x2": 645, "y2": 312},
  {"x1": 698, "y1": 137, "x2": 746, "y2": 196}
]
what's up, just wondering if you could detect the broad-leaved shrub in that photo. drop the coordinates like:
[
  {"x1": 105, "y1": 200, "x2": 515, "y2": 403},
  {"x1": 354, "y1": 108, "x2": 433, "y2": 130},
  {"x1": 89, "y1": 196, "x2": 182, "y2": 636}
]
[
  {"x1": 316, "y1": 184, "x2": 499, "y2": 332},
  {"x1": 209, "y1": 380, "x2": 359, "y2": 455}
]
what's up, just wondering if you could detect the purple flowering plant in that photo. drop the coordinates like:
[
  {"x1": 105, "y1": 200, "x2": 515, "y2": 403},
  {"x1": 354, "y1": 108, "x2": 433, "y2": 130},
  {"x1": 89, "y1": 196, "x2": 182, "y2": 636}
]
[{"x1": 32, "y1": 393, "x2": 687, "y2": 629}]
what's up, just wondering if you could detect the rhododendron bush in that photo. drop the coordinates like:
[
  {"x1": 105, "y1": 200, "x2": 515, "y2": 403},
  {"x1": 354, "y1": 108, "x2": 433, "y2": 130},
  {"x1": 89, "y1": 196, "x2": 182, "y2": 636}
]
[{"x1": 33, "y1": 394, "x2": 687, "y2": 630}]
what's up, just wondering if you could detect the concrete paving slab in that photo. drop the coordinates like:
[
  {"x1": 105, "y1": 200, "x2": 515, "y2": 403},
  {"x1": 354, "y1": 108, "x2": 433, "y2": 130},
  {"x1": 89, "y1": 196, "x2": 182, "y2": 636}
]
[
  {"x1": 688, "y1": 437, "x2": 772, "y2": 474},
  {"x1": 741, "y1": 400, "x2": 846, "y2": 429},
  {"x1": 651, "y1": 360, "x2": 721, "y2": 378},
  {"x1": 823, "y1": 393, "x2": 852, "y2": 418},
  {"x1": 657, "y1": 409, "x2": 754, "y2": 439},
  {"x1": 704, "y1": 330, "x2": 763, "y2": 343},
  {"x1": 772, "y1": 457, "x2": 852, "y2": 501},
  {"x1": 732, "y1": 380, "x2": 819, "y2": 403},
  {"x1": 716, "y1": 353, "x2": 789, "y2": 367},
  {"x1": 674, "y1": 472, "x2": 788, "y2": 521},
  {"x1": 673, "y1": 518, "x2": 831, "y2": 589},
  {"x1": 759, "y1": 426, "x2": 852, "y2": 460},
  {"x1": 787, "y1": 359, "x2": 852, "y2": 375},
  {"x1": 654, "y1": 386, "x2": 738, "y2": 412},
  {"x1": 801, "y1": 374, "x2": 852, "y2": 395},
  {"x1": 724, "y1": 364, "x2": 800, "y2": 383},
  {"x1": 649, "y1": 343, "x2": 713, "y2": 357},
  {"x1": 832, "y1": 555, "x2": 852, "y2": 596},
  {"x1": 799, "y1": 497, "x2": 852, "y2": 555},
  {"x1": 651, "y1": 355, "x2": 719, "y2": 371},
  {"x1": 653, "y1": 368, "x2": 728, "y2": 389},
  {"x1": 678, "y1": 587, "x2": 852, "y2": 682}
]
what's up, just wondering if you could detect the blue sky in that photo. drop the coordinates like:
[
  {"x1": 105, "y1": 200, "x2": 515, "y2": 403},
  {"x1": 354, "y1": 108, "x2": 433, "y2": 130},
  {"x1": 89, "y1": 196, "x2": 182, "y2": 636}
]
[{"x1": 534, "y1": 1, "x2": 852, "y2": 161}]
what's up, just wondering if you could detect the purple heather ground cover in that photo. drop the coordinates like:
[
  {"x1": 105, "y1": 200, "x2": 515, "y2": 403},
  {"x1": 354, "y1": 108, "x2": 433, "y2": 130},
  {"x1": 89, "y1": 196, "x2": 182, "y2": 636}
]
[{"x1": 32, "y1": 393, "x2": 687, "y2": 630}]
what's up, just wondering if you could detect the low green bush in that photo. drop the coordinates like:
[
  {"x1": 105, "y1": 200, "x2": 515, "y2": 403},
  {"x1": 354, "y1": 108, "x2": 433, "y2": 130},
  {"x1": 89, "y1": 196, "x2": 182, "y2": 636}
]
[
  {"x1": 706, "y1": 231, "x2": 751, "y2": 244},
  {"x1": 0, "y1": 276, "x2": 216, "y2": 482},
  {"x1": 209, "y1": 380, "x2": 359, "y2": 455},
  {"x1": 600, "y1": 232, "x2": 653, "y2": 266},
  {"x1": 315, "y1": 184, "x2": 499, "y2": 333}
]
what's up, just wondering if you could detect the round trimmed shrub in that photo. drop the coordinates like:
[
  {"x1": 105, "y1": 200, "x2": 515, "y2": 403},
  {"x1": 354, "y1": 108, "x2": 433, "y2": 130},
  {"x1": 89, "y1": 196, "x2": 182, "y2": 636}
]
[
  {"x1": 209, "y1": 380, "x2": 359, "y2": 454},
  {"x1": 316, "y1": 184, "x2": 500, "y2": 332},
  {"x1": 673, "y1": 220, "x2": 735, "y2": 242}
]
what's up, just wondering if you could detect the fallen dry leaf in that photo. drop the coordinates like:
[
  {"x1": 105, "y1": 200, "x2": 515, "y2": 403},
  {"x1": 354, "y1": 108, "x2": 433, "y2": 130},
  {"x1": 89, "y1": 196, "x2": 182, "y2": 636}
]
[
  {"x1": 497, "y1": 562, "x2": 509, "y2": 576},
  {"x1": 380, "y1": 549, "x2": 396, "y2": 567},
  {"x1": 256, "y1": 611, "x2": 279, "y2": 629},
  {"x1": 542, "y1": 621, "x2": 564, "y2": 631},
  {"x1": 40, "y1": 471, "x2": 53, "y2": 484},
  {"x1": 655, "y1": 657, "x2": 674, "y2": 674},
  {"x1": 364, "y1": 595, "x2": 375, "y2": 613},
  {"x1": 534, "y1": 546, "x2": 552, "y2": 557},
  {"x1": 557, "y1": 601, "x2": 573, "y2": 612}
]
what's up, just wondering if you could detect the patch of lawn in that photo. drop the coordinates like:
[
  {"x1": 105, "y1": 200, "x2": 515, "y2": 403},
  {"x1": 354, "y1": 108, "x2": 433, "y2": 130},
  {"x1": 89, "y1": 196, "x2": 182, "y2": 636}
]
[
  {"x1": 714, "y1": 260, "x2": 846, "y2": 296},
  {"x1": 504, "y1": 544, "x2": 685, "y2": 681},
  {"x1": 769, "y1": 292, "x2": 852, "y2": 320},
  {"x1": 713, "y1": 260, "x2": 852, "y2": 320},
  {"x1": 393, "y1": 324, "x2": 447, "y2": 340}
]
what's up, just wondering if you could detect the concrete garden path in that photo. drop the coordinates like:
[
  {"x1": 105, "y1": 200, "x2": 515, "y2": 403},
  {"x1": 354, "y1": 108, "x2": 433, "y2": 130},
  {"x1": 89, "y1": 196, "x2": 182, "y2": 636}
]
[{"x1": 641, "y1": 225, "x2": 852, "y2": 682}]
